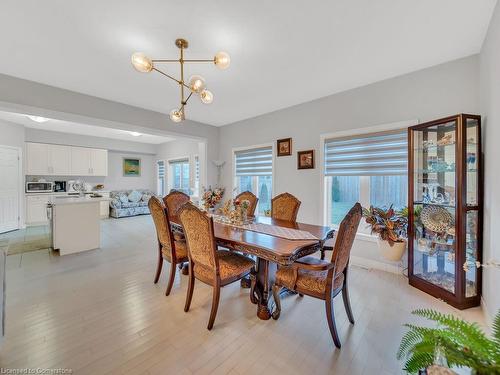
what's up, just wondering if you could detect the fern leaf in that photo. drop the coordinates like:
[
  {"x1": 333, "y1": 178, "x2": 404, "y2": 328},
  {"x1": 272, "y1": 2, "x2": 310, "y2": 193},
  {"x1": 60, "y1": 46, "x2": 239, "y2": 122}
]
[{"x1": 493, "y1": 310, "x2": 500, "y2": 347}]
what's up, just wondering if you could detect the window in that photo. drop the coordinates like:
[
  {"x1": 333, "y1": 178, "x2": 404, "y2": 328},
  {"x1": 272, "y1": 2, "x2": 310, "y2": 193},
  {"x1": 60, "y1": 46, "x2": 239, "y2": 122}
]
[
  {"x1": 234, "y1": 146, "x2": 273, "y2": 215},
  {"x1": 156, "y1": 160, "x2": 166, "y2": 196},
  {"x1": 324, "y1": 129, "x2": 407, "y2": 227},
  {"x1": 169, "y1": 159, "x2": 190, "y2": 195}
]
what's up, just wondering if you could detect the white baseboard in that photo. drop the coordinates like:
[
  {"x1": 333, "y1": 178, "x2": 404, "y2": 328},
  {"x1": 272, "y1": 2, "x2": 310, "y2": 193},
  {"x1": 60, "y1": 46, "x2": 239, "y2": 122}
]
[{"x1": 351, "y1": 255, "x2": 404, "y2": 275}]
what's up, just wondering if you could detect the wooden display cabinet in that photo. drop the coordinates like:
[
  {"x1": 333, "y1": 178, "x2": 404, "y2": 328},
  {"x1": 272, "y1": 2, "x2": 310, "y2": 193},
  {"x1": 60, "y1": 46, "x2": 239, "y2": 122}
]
[{"x1": 408, "y1": 114, "x2": 482, "y2": 309}]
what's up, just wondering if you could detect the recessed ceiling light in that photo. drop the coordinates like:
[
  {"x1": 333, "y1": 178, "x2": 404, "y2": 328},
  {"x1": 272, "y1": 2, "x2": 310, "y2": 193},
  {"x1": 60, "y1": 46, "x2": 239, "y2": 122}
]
[
  {"x1": 128, "y1": 131, "x2": 142, "y2": 137},
  {"x1": 27, "y1": 115, "x2": 49, "y2": 123}
]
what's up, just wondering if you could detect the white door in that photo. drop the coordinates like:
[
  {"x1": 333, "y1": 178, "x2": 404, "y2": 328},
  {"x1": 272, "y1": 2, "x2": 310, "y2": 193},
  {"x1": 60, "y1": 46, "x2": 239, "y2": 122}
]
[
  {"x1": 70, "y1": 147, "x2": 91, "y2": 176},
  {"x1": 49, "y1": 144, "x2": 71, "y2": 175},
  {"x1": 90, "y1": 149, "x2": 108, "y2": 176},
  {"x1": 0, "y1": 146, "x2": 20, "y2": 233},
  {"x1": 26, "y1": 142, "x2": 49, "y2": 175}
]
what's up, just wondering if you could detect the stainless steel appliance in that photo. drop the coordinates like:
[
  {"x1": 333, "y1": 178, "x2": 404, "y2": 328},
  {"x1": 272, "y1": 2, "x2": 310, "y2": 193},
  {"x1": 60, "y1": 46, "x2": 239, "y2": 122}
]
[
  {"x1": 54, "y1": 181, "x2": 66, "y2": 192},
  {"x1": 47, "y1": 203, "x2": 54, "y2": 250},
  {"x1": 26, "y1": 181, "x2": 54, "y2": 193}
]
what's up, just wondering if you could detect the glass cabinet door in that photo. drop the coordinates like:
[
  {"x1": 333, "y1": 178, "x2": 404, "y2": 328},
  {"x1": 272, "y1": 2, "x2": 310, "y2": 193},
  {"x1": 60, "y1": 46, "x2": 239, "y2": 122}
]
[
  {"x1": 464, "y1": 116, "x2": 480, "y2": 298},
  {"x1": 412, "y1": 120, "x2": 457, "y2": 295}
]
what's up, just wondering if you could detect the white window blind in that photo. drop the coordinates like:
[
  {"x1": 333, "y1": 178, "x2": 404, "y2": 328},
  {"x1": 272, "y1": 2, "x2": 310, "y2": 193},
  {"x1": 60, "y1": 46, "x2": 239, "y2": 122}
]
[
  {"x1": 235, "y1": 146, "x2": 273, "y2": 176},
  {"x1": 324, "y1": 130, "x2": 407, "y2": 176}
]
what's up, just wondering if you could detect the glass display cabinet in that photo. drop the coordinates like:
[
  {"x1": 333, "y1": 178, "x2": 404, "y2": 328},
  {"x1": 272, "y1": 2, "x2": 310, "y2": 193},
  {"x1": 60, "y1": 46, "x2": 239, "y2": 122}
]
[{"x1": 408, "y1": 114, "x2": 482, "y2": 309}]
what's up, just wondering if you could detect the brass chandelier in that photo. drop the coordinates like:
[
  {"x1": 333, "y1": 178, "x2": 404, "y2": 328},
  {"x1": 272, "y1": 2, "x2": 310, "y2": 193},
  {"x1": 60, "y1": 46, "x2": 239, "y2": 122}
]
[{"x1": 131, "y1": 38, "x2": 230, "y2": 123}]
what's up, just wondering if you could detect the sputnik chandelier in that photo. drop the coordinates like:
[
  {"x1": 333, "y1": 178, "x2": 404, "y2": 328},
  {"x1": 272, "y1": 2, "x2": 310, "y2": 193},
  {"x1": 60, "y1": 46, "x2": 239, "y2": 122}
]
[{"x1": 131, "y1": 38, "x2": 230, "y2": 123}]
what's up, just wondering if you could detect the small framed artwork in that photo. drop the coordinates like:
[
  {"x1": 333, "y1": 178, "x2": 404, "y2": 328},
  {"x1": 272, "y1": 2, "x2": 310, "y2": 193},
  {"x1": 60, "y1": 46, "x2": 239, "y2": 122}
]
[
  {"x1": 123, "y1": 158, "x2": 141, "y2": 176},
  {"x1": 277, "y1": 138, "x2": 292, "y2": 156},
  {"x1": 297, "y1": 150, "x2": 315, "y2": 169}
]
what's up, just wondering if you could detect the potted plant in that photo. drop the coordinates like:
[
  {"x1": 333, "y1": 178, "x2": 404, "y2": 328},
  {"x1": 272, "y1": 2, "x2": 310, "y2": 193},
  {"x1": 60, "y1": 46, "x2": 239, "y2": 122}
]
[
  {"x1": 397, "y1": 309, "x2": 500, "y2": 374},
  {"x1": 363, "y1": 205, "x2": 408, "y2": 261},
  {"x1": 202, "y1": 186, "x2": 225, "y2": 212}
]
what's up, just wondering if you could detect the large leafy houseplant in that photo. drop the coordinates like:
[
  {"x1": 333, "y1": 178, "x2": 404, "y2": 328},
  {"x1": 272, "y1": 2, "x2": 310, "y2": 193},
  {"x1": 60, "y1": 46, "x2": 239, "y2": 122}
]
[
  {"x1": 363, "y1": 205, "x2": 408, "y2": 246},
  {"x1": 397, "y1": 309, "x2": 500, "y2": 374}
]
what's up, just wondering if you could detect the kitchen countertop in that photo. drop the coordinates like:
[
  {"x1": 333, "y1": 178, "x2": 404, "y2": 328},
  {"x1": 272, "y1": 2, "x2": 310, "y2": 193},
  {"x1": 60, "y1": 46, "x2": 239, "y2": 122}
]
[
  {"x1": 51, "y1": 196, "x2": 111, "y2": 206},
  {"x1": 26, "y1": 191, "x2": 110, "y2": 196}
]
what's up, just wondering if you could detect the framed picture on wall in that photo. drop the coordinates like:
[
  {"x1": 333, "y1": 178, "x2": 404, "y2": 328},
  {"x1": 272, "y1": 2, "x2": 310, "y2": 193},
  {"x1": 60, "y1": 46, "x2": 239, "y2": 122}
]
[
  {"x1": 123, "y1": 158, "x2": 141, "y2": 176},
  {"x1": 297, "y1": 150, "x2": 315, "y2": 169},
  {"x1": 277, "y1": 138, "x2": 292, "y2": 156}
]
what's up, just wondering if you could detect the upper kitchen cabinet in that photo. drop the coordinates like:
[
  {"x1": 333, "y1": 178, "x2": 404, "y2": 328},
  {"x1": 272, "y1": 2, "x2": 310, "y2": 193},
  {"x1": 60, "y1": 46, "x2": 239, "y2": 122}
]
[
  {"x1": 71, "y1": 147, "x2": 108, "y2": 176},
  {"x1": 26, "y1": 142, "x2": 107, "y2": 176}
]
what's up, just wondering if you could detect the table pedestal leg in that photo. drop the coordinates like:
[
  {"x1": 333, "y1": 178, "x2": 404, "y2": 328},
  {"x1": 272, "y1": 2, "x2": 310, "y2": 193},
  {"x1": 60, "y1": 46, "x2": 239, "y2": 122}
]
[{"x1": 251, "y1": 257, "x2": 277, "y2": 320}]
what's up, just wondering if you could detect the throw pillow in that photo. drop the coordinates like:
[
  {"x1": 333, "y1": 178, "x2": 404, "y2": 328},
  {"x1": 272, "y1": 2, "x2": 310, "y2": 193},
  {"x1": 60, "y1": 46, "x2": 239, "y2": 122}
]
[
  {"x1": 142, "y1": 193, "x2": 151, "y2": 202},
  {"x1": 119, "y1": 194, "x2": 129, "y2": 204},
  {"x1": 128, "y1": 190, "x2": 142, "y2": 203}
]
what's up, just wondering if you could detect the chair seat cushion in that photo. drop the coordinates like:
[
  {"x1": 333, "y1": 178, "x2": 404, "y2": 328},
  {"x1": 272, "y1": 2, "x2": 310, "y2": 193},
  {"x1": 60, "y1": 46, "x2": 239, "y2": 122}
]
[
  {"x1": 194, "y1": 250, "x2": 254, "y2": 283},
  {"x1": 161, "y1": 240, "x2": 188, "y2": 262},
  {"x1": 275, "y1": 265, "x2": 344, "y2": 296}
]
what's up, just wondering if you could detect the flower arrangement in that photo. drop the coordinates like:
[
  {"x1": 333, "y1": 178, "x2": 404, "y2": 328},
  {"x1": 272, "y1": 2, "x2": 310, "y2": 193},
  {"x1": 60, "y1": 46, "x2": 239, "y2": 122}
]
[
  {"x1": 220, "y1": 198, "x2": 251, "y2": 224},
  {"x1": 363, "y1": 205, "x2": 408, "y2": 246},
  {"x1": 202, "y1": 186, "x2": 225, "y2": 210}
]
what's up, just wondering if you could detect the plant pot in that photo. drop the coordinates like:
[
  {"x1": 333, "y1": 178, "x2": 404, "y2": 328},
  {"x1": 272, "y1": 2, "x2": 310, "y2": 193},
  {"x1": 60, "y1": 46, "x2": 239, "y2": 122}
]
[{"x1": 377, "y1": 238, "x2": 406, "y2": 261}]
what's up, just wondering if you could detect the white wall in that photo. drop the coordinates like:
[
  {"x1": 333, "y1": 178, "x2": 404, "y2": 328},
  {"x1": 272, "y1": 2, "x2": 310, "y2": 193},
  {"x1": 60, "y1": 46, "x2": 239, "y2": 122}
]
[
  {"x1": 0, "y1": 120, "x2": 25, "y2": 148},
  {"x1": 218, "y1": 55, "x2": 479, "y2": 270},
  {"x1": 479, "y1": 2, "x2": 500, "y2": 321}
]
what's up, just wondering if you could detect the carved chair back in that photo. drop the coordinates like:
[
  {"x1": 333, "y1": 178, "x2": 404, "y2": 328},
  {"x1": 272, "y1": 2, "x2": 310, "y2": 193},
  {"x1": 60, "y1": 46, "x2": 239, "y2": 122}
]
[
  {"x1": 178, "y1": 202, "x2": 218, "y2": 271},
  {"x1": 330, "y1": 203, "x2": 362, "y2": 278},
  {"x1": 163, "y1": 190, "x2": 190, "y2": 217},
  {"x1": 271, "y1": 192, "x2": 301, "y2": 222},
  {"x1": 149, "y1": 196, "x2": 174, "y2": 251},
  {"x1": 235, "y1": 191, "x2": 259, "y2": 217}
]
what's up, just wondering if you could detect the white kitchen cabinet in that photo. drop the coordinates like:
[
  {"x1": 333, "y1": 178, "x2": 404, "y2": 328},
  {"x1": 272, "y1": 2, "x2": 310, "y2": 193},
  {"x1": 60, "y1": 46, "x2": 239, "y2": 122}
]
[
  {"x1": 26, "y1": 143, "x2": 107, "y2": 177},
  {"x1": 26, "y1": 143, "x2": 49, "y2": 175},
  {"x1": 25, "y1": 195, "x2": 53, "y2": 224},
  {"x1": 48, "y1": 145, "x2": 71, "y2": 175},
  {"x1": 90, "y1": 149, "x2": 108, "y2": 176}
]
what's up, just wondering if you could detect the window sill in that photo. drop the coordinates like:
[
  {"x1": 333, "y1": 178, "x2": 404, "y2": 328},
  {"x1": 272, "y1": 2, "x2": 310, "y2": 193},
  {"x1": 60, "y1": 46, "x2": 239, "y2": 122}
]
[{"x1": 329, "y1": 224, "x2": 378, "y2": 243}]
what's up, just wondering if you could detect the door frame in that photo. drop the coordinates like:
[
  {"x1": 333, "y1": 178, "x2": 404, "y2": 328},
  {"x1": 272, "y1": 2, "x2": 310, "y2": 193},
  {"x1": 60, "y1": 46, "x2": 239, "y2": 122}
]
[{"x1": 0, "y1": 144, "x2": 24, "y2": 232}]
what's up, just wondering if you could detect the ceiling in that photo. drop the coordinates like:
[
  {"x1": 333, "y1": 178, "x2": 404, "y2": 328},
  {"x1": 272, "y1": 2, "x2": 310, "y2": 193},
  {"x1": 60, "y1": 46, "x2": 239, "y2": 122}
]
[
  {"x1": 0, "y1": 111, "x2": 175, "y2": 144},
  {"x1": 0, "y1": 1, "x2": 496, "y2": 126}
]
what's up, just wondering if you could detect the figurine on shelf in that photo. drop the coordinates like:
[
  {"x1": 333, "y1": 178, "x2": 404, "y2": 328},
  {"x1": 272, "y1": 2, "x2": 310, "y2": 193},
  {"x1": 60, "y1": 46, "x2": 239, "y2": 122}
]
[{"x1": 437, "y1": 133, "x2": 454, "y2": 146}]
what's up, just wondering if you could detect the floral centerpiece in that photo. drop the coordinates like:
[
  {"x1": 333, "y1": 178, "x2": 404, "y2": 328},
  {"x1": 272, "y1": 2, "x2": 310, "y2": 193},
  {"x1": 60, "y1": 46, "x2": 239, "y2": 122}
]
[
  {"x1": 202, "y1": 186, "x2": 225, "y2": 211},
  {"x1": 219, "y1": 198, "x2": 251, "y2": 224}
]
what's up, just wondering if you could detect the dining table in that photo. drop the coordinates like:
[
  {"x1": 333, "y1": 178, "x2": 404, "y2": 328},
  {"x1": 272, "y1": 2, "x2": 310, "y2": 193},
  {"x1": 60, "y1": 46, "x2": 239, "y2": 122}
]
[{"x1": 169, "y1": 213, "x2": 335, "y2": 320}]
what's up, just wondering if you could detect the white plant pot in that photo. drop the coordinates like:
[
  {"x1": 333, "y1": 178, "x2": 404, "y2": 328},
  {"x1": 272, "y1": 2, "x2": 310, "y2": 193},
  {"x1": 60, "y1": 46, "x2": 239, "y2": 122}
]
[{"x1": 377, "y1": 238, "x2": 406, "y2": 262}]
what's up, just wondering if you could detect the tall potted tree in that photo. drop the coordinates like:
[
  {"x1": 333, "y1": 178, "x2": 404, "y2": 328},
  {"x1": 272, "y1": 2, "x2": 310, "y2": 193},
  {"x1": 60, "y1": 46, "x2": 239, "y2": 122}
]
[{"x1": 363, "y1": 205, "x2": 408, "y2": 261}]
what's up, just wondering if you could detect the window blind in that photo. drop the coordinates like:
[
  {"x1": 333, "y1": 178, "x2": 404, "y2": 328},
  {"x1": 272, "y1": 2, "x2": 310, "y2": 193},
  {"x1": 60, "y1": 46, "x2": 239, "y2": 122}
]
[
  {"x1": 235, "y1": 146, "x2": 273, "y2": 176},
  {"x1": 157, "y1": 160, "x2": 165, "y2": 178},
  {"x1": 324, "y1": 129, "x2": 407, "y2": 176},
  {"x1": 195, "y1": 156, "x2": 200, "y2": 181}
]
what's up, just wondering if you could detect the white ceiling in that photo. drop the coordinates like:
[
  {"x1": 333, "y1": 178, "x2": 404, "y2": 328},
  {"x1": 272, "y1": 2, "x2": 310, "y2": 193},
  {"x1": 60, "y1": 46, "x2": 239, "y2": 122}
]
[
  {"x1": 0, "y1": 111, "x2": 175, "y2": 144},
  {"x1": 0, "y1": 0, "x2": 496, "y2": 126}
]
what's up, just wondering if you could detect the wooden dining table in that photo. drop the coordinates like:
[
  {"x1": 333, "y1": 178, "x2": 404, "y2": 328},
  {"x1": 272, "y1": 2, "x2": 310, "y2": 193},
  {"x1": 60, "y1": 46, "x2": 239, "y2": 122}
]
[{"x1": 169, "y1": 214, "x2": 335, "y2": 320}]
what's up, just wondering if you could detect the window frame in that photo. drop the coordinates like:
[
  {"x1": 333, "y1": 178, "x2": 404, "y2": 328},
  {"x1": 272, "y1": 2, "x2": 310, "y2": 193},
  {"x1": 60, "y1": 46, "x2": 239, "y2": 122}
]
[
  {"x1": 319, "y1": 119, "x2": 417, "y2": 241},
  {"x1": 232, "y1": 142, "x2": 275, "y2": 215},
  {"x1": 156, "y1": 159, "x2": 166, "y2": 196}
]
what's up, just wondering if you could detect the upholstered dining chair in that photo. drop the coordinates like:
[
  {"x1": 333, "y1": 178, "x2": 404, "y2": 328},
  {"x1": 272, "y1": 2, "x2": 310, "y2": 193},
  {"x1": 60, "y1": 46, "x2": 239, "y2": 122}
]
[
  {"x1": 272, "y1": 203, "x2": 362, "y2": 348},
  {"x1": 271, "y1": 192, "x2": 301, "y2": 221},
  {"x1": 149, "y1": 196, "x2": 189, "y2": 296},
  {"x1": 234, "y1": 191, "x2": 259, "y2": 217},
  {"x1": 179, "y1": 202, "x2": 255, "y2": 330},
  {"x1": 163, "y1": 190, "x2": 190, "y2": 217}
]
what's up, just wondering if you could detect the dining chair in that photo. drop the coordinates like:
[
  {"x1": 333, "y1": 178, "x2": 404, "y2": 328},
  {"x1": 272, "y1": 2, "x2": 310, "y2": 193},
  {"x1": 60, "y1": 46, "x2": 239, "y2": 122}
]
[
  {"x1": 272, "y1": 202, "x2": 362, "y2": 348},
  {"x1": 271, "y1": 192, "x2": 301, "y2": 221},
  {"x1": 234, "y1": 191, "x2": 259, "y2": 217},
  {"x1": 179, "y1": 202, "x2": 255, "y2": 330},
  {"x1": 149, "y1": 196, "x2": 189, "y2": 296},
  {"x1": 163, "y1": 190, "x2": 190, "y2": 217}
]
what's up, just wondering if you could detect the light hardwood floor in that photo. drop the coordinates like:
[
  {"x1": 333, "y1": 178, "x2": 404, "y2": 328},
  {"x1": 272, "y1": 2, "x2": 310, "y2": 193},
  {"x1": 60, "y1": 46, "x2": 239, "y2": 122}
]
[{"x1": 1, "y1": 215, "x2": 485, "y2": 374}]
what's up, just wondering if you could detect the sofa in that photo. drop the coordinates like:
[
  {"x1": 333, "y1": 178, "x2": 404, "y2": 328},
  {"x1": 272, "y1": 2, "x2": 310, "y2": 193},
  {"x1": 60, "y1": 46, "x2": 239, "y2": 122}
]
[{"x1": 109, "y1": 189, "x2": 154, "y2": 218}]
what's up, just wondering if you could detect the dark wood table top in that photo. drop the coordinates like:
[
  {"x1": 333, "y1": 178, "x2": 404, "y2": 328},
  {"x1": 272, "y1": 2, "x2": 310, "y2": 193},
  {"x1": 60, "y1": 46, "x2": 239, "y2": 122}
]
[{"x1": 170, "y1": 214, "x2": 334, "y2": 265}]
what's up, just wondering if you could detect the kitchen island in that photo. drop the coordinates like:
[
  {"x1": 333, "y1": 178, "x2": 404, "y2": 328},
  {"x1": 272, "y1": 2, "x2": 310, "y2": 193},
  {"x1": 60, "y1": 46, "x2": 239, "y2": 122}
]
[{"x1": 50, "y1": 196, "x2": 110, "y2": 255}]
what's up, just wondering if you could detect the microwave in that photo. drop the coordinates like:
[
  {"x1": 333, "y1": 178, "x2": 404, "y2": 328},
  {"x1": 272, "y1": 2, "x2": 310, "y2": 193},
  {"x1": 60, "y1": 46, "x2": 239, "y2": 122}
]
[{"x1": 26, "y1": 181, "x2": 54, "y2": 193}]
